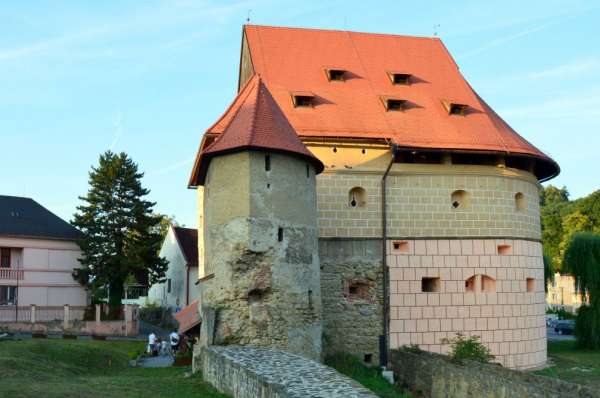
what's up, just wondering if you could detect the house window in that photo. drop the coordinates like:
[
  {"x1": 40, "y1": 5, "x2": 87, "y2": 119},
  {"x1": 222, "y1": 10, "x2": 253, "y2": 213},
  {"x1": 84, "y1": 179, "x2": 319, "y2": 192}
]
[
  {"x1": 349, "y1": 187, "x2": 366, "y2": 208},
  {"x1": 167, "y1": 279, "x2": 172, "y2": 294},
  {"x1": 442, "y1": 100, "x2": 468, "y2": 116},
  {"x1": 387, "y1": 72, "x2": 411, "y2": 85},
  {"x1": 306, "y1": 164, "x2": 310, "y2": 178},
  {"x1": 451, "y1": 190, "x2": 470, "y2": 209},
  {"x1": 0, "y1": 286, "x2": 17, "y2": 305},
  {"x1": 421, "y1": 277, "x2": 440, "y2": 293},
  {"x1": 497, "y1": 245, "x2": 512, "y2": 255},
  {"x1": 515, "y1": 192, "x2": 526, "y2": 212},
  {"x1": 326, "y1": 69, "x2": 346, "y2": 81},
  {"x1": 363, "y1": 353, "x2": 373, "y2": 364},
  {"x1": 278, "y1": 227, "x2": 284, "y2": 242},
  {"x1": 0, "y1": 248, "x2": 10, "y2": 268},
  {"x1": 381, "y1": 97, "x2": 407, "y2": 112},
  {"x1": 291, "y1": 93, "x2": 315, "y2": 108},
  {"x1": 265, "y1": 154, "x2": 271, "y2": 171}
]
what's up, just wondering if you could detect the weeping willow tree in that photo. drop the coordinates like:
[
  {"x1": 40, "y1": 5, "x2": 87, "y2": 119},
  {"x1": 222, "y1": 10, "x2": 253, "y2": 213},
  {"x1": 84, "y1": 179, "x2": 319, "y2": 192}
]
[{"x1": 562, "y1": 232, "x2": 600, "y2": 348}]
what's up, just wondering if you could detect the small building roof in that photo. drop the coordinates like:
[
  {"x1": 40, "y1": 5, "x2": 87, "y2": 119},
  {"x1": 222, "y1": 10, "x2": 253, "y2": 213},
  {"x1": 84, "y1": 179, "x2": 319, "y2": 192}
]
[
  {"x1": 189, "y1": 74, "x2": 324, "y2": 187},
  {"x1": 233, "y1": 25, "x2": 558, "y2": 180},
  {"x1": 173, "y1": 300, "x2": 201, "y2": 334},
  {"x1": 0, "y1": 195, "x2": 82, "y2": 241},
  {"x1": 172, "y1": 226, "x2": 198, "y2": 266}
]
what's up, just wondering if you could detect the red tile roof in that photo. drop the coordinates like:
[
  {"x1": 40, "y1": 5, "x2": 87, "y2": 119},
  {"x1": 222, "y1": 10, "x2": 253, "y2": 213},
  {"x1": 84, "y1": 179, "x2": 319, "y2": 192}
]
[
  {"x1": 189, "y1": 74, "x2": 324, "y2": 186},
  {"x1": 172, "y1": 226, "x2": 198, "y2": 266},
  {"x1": 236, "y1": 25, "x2": 558, "y2": 180},
  {"x1": 173, "y1": 300, "x2": 200, "y2": 334}
]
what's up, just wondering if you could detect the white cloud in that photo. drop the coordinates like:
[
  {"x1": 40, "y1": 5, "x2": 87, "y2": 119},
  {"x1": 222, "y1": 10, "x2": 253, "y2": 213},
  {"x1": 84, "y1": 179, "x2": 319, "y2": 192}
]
[{"x1": 529, "y1": 59, "x2": 600, "y2": 79}]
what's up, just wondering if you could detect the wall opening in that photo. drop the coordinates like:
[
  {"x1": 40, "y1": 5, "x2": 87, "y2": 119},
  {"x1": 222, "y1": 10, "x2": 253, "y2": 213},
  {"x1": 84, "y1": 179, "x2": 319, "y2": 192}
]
[
  {"x1": 167, "y1": 279, "x2": 172, "y2": 293},
  {"x1": 451, "y1": 190, "x2": 470, "y2": 209},
  {"x1": 277, "y1": 227, "x2": 284, "y2": 242},
  {"x1": 346, "y1": 279, "x2": 371, "y2": 300},
  {"x1": 349, "y1": 187, "x2": 366, "y2": 208},
  {"x1": 265, "y1": 154, "x2": 271, "y2": 171},
  {"x1": 481, "y1": 275, "x2": 496, "y2": 293},
  {"x1": 526, "y1": 278, "x2": 535, "y2": 292},
  {"x1": 248, "y1": 288, "x2": 267, "y2": 305},
  {"x1": 392, "y1": 241, "x2": 409, "y2": 253},
  {"x1": 308, "y1": 290, "x2": 313, "y2": 309},
  {"x1": 306, "y1": 164, "x2": 310, "y2": 178},
  {"x1": 465, "y1": 276, "x2": 476, "y2": 292},
  {"x1": 421, "y1": 277, "x2": 440, "y2": 293},
  {"x1": 515, "y1": 192, "x2": 526, "y2": 212},
  {"x1": 498, "y1": 245, "x2": 512, "y2": 255},
  {"x1": 363, "y1": 353, "x2": 373, "y2": 364}
]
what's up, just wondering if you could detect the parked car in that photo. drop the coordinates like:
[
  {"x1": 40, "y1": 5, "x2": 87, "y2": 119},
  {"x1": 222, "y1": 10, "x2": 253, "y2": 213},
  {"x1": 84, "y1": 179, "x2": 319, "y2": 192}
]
[{"x1": 554, "y1": 319, "x2": 575, "y2": 335}]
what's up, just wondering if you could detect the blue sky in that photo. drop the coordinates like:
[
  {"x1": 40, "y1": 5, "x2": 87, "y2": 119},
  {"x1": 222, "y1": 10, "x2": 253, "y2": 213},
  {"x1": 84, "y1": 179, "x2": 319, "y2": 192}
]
[{"x1": 1, "y1": 0, "x2": 598, "y2": 227}]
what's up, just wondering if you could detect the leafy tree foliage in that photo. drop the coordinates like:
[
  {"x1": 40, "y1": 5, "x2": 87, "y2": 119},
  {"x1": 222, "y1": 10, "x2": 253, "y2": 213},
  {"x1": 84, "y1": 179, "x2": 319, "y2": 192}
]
[
  {"x1": 72, "y1": 151, "x2": 168, "y2": 309},
  {"x1": 543, "y1": 254, "x2": 555, "y2": 293},
  {"x1": 563, "y1": 233, "x2": 600, "y2": 348}
]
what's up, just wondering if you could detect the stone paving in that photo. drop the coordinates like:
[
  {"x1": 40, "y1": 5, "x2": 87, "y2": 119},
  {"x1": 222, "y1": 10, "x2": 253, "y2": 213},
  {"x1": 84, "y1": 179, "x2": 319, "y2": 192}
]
[{"x1": 204, "y1": 346, "x2": 378, "y2": 398}]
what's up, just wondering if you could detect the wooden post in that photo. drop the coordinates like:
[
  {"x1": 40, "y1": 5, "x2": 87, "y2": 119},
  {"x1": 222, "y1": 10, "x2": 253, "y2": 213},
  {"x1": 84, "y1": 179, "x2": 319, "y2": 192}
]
[
  {"x1": 63, "y1": 304, "x2": 70, "y2": 329},
  {"x1": 95, "y1": 304, "x2": 101, "y2": 324},
  {"x1": 30, "y1": 304, "x2": 36, "y2": 323}
]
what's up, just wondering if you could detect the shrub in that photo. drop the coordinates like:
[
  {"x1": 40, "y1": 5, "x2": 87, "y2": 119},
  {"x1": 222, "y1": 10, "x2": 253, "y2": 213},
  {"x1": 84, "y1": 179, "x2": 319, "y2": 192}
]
[{"x1": 441, "y1": 333, "x2": 494, "y2": 364}]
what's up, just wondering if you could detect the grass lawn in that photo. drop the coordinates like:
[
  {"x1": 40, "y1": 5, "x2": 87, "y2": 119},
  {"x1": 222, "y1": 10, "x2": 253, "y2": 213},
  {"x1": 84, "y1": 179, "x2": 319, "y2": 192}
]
[
  {"x1": 0, "y1": 338, "x2": 229, "y2": 398},
  {"x1": 534, "y1": 340, "x2": 600, "y2": 389},
  {"x1": 325, "y1": 353, "x2": 410, "y2": 398}
]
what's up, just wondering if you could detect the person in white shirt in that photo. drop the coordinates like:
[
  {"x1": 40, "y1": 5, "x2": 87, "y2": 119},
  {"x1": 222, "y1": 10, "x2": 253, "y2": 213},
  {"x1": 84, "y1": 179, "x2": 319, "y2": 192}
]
[
  {"x1": 169, "y1": 329, "x2": 180, "y2": 355},
  {"x1": 148, "y1": 332, "x2": 157, "y2": 355}
]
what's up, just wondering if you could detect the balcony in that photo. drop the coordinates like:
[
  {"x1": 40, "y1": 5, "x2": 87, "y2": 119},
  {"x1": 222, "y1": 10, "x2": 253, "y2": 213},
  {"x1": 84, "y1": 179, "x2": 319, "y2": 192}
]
[{"x1": 0, "y1": 268, "x2": 24, "y2": 280}]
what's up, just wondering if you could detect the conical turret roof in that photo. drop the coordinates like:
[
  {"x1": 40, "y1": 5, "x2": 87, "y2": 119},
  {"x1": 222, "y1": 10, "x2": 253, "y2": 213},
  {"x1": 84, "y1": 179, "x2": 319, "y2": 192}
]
[{"x1": 190, "y1": 74, "x2": 323, "y2": 186}]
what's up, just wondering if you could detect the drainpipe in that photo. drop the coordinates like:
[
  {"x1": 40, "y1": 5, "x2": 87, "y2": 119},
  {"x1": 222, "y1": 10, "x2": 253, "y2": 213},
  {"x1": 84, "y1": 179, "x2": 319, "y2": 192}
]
[{"x1": 380, "y1": 143, "x2": 398, "y2": 367}]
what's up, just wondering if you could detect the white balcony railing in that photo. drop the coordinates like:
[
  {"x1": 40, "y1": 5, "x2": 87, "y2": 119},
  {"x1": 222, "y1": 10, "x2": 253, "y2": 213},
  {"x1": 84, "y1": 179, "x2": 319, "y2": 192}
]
[{"x1": 0, "y1": 268, "x2": 24, "y2": 280}]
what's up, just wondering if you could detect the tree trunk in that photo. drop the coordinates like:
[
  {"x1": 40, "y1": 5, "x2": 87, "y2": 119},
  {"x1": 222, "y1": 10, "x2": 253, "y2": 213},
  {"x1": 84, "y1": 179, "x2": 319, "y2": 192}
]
[{"x1": 108, "y1": 279, "x2": 124, "y2": 319}]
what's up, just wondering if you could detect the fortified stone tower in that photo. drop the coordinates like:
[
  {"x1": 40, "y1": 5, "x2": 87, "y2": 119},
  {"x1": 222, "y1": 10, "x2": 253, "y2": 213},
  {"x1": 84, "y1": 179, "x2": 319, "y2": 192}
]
[{"x1": 189, "y1": 75, "x2": 324, "y2": 360}]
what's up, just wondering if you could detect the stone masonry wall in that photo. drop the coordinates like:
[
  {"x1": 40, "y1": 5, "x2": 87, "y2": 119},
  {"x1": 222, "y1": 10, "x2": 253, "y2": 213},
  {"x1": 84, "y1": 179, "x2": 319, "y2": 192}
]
[
  {"x1": 388, "y1": 238, "x2": 547, "y2": 369},
  {"x1": 316, "y1": 165, "x2": 541, "y2": 240},
  {"x1": 319, "y1": 239, "x2": 383, "y2": 365},
  {"x1": 391, "y1": 349, "x2": 598, "y2": 398}
]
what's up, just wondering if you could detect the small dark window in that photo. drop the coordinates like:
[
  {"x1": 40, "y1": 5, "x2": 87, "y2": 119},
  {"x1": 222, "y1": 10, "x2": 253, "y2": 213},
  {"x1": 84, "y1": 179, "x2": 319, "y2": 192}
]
[
  {"x1": 363, "y1": 354, "x2": 373, "y2": 364},
  {"x1": 451, "y1": 190, "x2": 470, "y2": 209},
  {"x1": 421, "y1": 277, "x2": 440, "y2": 293},
  {"x1": 382, "y1": 98, "x2": 407, "y2": 112},
  {"x1": 349, "y1": 285, "x2": 358, "y2": 295},
  {"x1": 0, "y1": 248, "x2": 10, "y2": 268},
  {"x1": 306, "y1": 164, "x2": 310, "y2": 178},
  {"x1": 265, "y1": 155, "x2": 271, "y2": 171},
  {"x1": 278, "y1": 227, "x2": 283, "y2": 242},
  {"x1": 361, "y1": 148, "x2": 366, "y2": 154},
  {"x1": 267, "y1": 183, "x2": 271, "y2": 189},
  {"x1": 167, "y1": 279, "x2": 172, "y2": 293},
  {"x1": 392, "y1": 241, "x2": 409, "y2": 252},
  {"x1": 333, "y1": 147, "x2": 338, "y2": 153},
  {"x1": 326, "y1": 69, "x2": 345, "y2": 81},
  {"x1": 308, "y1": 290, "x2": 313, "y2": 309},
  {"x1": 526, "y1": 278, "x2": 535, "y2": 292},
  {"x1": 388, "y1": 72, "x2": 411, "y2": 85},
  {"x1": 498, "y1": 245, "x2": 512, "y2": 255},
  {"x1": 292, "y1": 94, "x2": 314, "y2": 107},
  {"x1": 442, "y1": 100, "x2": 468, "y2": 116}
]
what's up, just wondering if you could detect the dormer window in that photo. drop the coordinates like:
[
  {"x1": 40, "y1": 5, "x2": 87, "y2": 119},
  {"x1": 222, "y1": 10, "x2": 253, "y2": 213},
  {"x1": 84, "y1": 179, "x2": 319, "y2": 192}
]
[
  {"x1": 442, "y1": 100, "x2": 468, "y2": 116},
  {"x1": 325, "y1": 68, "x2": 346, "y2": 82},
  {"x1": 387, "y1": 72, "x2": 411, "y2": 85},
  {"x1": 381, "y1": 97, "x2": 407, "y2": 112},
  {"x1": 291, "y1": 92, "x2": 315, "y2": 108}
]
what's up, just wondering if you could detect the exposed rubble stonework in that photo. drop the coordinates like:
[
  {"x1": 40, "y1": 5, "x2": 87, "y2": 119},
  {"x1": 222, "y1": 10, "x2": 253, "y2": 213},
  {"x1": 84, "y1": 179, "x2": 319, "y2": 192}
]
[
  {"x1": 199, "y1": 152, "x2": 322, "y2": 361},
  {"x1": 319, "y1": 239, "x2": 384, "y2": 365}
]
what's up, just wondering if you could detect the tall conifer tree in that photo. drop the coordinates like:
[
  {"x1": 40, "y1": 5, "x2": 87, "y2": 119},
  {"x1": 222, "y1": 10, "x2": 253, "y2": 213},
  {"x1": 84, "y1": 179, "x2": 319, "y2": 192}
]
[{"x1": 72, "y1": 151, "x2": 168, "y2": 309}]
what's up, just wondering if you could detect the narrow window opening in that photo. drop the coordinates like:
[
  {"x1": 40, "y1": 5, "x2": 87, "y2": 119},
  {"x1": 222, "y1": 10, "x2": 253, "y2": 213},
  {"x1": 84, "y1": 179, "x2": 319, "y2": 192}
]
[
  {"x1": 167, "y1": 279, "x2": 172, "y2": 293},
  {"x1": 361, "y1": 148, "x2": 366, "y2": 154},
  {"x1": 526, "y1": 278, "x2": 535, "y2": 292},
  {"x1": 326, "y1": 69, "x2": 346, "y2": 81},
  {"x1": 265, "y1": 154, "x2": 271, "y2": 171},
  {"x1": 349, "y1": 187, "x2": 366, "y2": 208},
  {"x1": 0, "y1": 248, "x2": 10, "y2": 268},
  {"x1": 333, "y1": 147, "x2": 338, "y2": 153},
  {"x1": 267, "y1": 183, "x2": 271, "y2": 189},
  {"x1": 306, "y1": 164, "x2": 310, "y2": 178},
  {"x1": 465, "y1": 276, "x2": 476, "y2": 292},
  {"x1": 292, "y1": 93, "x2": 315, "y2": 108},
  {"x1": 421, "y1": 277, "x2": 440, "y2": 293},
  {"x1": 442, "y1": 100, "x2": 468, "y2": 116},
  {"x1": 363, "y1": 354, "x2": 373, "y2": 364},
  {"x1": 388, "y1": 72, "x2": 411, "y2": 85},
  {"x1": 349, "y1": 285, "x2": 358, "y2": 295},
  {"x1": 392, "y1": 241, "x2": 409, "y2": 253},
  {"x1": 277, "y1": 227, "x2": 283, "y2": 242},
  {"x1": 308, "y1": 290, "x2": 313, "y2": 309},
  {"x1": 248, "y1": 288, "x2": 266, "y2": 305},
  {"x1": 382, "y1": 97, "x2": 407, "y2": 112},
  {"x1": 498, "y1": 245, "x2": 512, "y2": 255},
  {"x1": 515, "y1": 192, "x2": 526, "y2": 212},
  {"x1": 451, "y1": 190, "x2": 470, "y2": 209}
]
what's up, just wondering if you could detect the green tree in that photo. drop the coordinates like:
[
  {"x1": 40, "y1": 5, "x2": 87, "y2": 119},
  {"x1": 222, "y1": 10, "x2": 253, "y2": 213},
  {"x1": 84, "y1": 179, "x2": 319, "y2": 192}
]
[
  {"x1": 540, "y1": 185, "x2": 569, "y2": 207},
  {"x1": 155, "y1": 214, "x2": 183, "y2": 241},
  {"x1": 72, "y1": 151, "x2": 168, "y2": 311},
  {"x1": 540, "y1": 186, "x2": 571, "y2": 270},
  {"x1": 562, "y1": 232, "x2": 600, "y2": 349},
  {"x1": 543, "y1": 254, "x2": 555, "y2": 293}
]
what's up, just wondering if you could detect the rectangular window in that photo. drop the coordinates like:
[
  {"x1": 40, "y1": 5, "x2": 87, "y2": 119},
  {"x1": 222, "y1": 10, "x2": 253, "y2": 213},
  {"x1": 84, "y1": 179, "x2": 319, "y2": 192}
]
[
  {"x1": 421, "y1": 277, "x2": 440, "y2": 293},
  {"x1": 265, "y1": 154, "x2": 271, "y2": 171},
  {"x1": 0, "y1": 286, "x2": 17, "y2": 305},
  {"x1": 0, "y1": 248, "x2": 10, "y2": 268},
  {"x1": 167, "y1": 279, "x2": 172, "y2": 294}
]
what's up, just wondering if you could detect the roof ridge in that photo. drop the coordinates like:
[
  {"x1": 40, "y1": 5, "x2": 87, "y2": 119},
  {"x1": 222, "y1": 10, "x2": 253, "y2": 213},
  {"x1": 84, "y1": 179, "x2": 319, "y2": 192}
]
[{"x1": 245, "y1": 24, "x2": 440, "y2": 41}]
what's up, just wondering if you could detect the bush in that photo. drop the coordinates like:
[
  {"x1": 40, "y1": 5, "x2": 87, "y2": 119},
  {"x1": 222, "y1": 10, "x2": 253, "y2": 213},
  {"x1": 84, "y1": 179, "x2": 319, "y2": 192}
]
[
  {"x1": 575, "y1": 305, "x2": 600, "y2": 349},
  {"x1": 441, "y1": 333, "x2": 494, "y2": 364},
  {"x1": 139, "y1": 303, "x2": 177, "y2": 330}
]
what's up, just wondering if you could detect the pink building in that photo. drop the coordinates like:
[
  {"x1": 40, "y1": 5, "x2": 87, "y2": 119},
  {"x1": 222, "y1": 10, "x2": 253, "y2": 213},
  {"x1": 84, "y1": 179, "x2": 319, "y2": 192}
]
[{"x1": 0, "y1": 195, "x2": 87, "y2": 311}]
